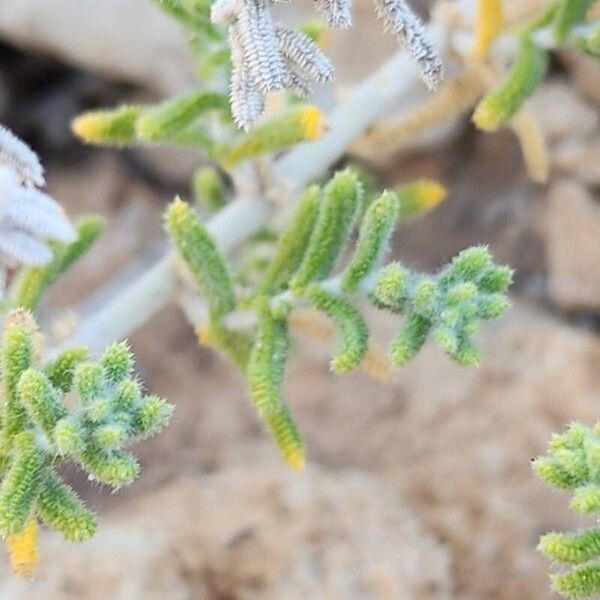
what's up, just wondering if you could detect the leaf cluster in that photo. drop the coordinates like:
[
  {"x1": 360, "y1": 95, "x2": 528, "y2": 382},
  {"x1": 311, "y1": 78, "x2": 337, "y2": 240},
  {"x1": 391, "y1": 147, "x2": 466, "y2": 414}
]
[
  {"x1": 0, "y1": 312, "x2": 173, "y2": 548},
  {"x1": 165, "y1": 169, "x2": 512, "y2": 468},
  {"x1": 534, "y1": 422, "x2": 600, "y2": 598}
]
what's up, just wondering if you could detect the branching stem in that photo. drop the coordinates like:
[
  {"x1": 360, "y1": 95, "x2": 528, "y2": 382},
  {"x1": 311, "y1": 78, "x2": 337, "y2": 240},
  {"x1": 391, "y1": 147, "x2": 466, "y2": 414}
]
[
  {"x1": 218, "y1": 274, "x2": 376, "y2": 332},
  {"x1": 55, "y1": 34, "x2": 442, "y2": 356}
]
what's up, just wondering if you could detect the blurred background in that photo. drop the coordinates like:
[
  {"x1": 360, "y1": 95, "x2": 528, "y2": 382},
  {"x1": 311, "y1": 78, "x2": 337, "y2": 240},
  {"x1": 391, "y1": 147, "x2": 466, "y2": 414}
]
[{"x1": 0, "y1": 0, "x2": 599, "y2": 598}]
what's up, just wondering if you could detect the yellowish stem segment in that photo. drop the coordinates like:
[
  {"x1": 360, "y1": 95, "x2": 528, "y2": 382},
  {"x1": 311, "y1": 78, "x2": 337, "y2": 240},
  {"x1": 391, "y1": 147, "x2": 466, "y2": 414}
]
[
  {"x1": 289, "y1": 309, "x2": 392, "y2": 382},
  {"x1": 354, "y1": 69, "x2": 485, "y2": 160},
  {"x1": 510, "y1": 107, "x2": 549, "y2": 183},
  {"x1": 360, "y1": 346, "x2": 393, "y2": 383},
  {"x1": 474, "y1": 0, "x2": 504, "y2": 58}
]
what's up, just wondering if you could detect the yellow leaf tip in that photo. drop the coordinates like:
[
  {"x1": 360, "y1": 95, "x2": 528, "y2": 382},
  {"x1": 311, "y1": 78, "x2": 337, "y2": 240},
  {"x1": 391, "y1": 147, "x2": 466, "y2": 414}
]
[
  {"x1": 301, "y1": 106, "x2": 326, "y2": 140},
  {"x1": 196, "y1": 325, "x2": 216, "y2": 346},
  {"x1": 414, "y1": 179, "x2": 447, "y2": 212},
  {"x1": 165, "y1": 196, "x2": 187, "y2": 217},
  {"x1": 171, "y1": 195, "x2": 186, "y2": 208},
  {"x1": 472, "y1": 103, "x2": 500, "y2": 132},
  {"x1": 7, "y1": 519, "x2": 39, "y2": 578},
  {"x1": 285, "y1": 450, "x2": 306, "y2": 471},
  {"x1": 71, "y1": 112, "x2": 106, "y2": 143}
]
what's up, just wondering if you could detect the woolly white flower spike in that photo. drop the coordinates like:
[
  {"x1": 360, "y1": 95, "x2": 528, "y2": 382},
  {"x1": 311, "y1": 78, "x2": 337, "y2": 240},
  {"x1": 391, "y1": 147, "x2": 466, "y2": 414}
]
[
  {"x1": 1, "y1": 193, "x2": 77, "y2": 244},
  {"x1": 314, "y1": 0, "x2": 353, "y2": 28},
  {"x1": 235, "y1": 0, "x2": 286, "y2": 94},
  {"x1": 216, "y1": 0, "x2": 442, "y2": 128},
  {"x1": 0, "y1": 226, "x2": 52, "y2": 267},
  {"x1": 3, "y1": 183, "x2": 62, "y2": 216},
  {"x1": 0, "y1": 125, "x2": 45, "y2": 187},
  {"x1": 0, "y1": 167, "x2": 76, "y2": 243},
  {"x1": 373, "y1": 0, "x2": 443, "y2": 90},
  {"x1": 0, "y1": 156, "x2": 77, "y2": 268},
  {"x1": 210, "y1": 0, "x2": 240, "y2": 24},
  {"x1": 229, "y1": 26, "x2": 266, "y2": 130},
  {"x1": 218, "y1": 0, "x2": 336, "y2": 128},
  {"x1": 275, "y1": 24, "x2": 335, "y2": 84},
  {"x1": 282, "y1": 66, "x2": 313, "y2": 98}
]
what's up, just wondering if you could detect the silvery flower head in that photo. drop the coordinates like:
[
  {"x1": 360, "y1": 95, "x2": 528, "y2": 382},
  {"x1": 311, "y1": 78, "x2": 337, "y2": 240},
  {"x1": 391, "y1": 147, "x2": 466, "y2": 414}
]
[
  {"x1": 0, "y1": 126, "x2": 77, "y2": 268},
  {"x1": 212, "y1": 0, "x2": 335, "y2": 130},
  {"x1": 211, "y1": 0, "x2": 443, "y2": 129}
]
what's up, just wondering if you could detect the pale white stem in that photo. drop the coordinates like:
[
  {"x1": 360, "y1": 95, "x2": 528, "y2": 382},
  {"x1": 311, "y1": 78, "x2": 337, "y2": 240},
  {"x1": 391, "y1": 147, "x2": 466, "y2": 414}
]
[
  {"x1": 53, "y1": 254, "x2": 177, "y2": 356},
  {"x1": 56, "y1": 198, "x2": 267, "y2": 356}
]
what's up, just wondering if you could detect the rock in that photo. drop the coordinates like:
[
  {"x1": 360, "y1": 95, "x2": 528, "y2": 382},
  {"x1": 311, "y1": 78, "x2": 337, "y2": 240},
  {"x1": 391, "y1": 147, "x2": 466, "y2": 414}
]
[
  {"x1": 560, "y1": 49, "x2": 600, "y2": 107},
  {"x1": 0, "y1": 0, "x2": 194, "y2": 94},
  {"x1": 546, "y1": 179, "x2": 600, "y2": 311},
  {"x1": 0, "y1": 0, "x2": 427, "y2": 94},
  {"x1": 0, "y1": 468, "x2": 452, "y2": 599},
  {"x1": 553, "y1": 138, "x2": 600, "y2": 185},
  {"x1": 530, "y1": 80, "x2": 599, "y2": 142},
  {"x1": 120, "y1": 300, "x2": 600, "y2": 599}
]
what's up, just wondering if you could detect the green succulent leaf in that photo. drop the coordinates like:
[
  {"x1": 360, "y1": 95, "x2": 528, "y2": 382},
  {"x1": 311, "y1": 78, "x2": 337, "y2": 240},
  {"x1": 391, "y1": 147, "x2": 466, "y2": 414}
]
[
  {"x1": 552, "y1": 565, "x2": 600, "y2": 599},
  {"x1": 43, "y1": 347, "x2": 89, "y2": 393},
  {"x1": 305, "y1": 284, "x2": 368, "y2": 374},
  {"x1": 341, "y1": 190, "x2": 400, "y2": 293},
  {"x1": 247, "y1": 299, "x2": 304, "y2": 469},
  {"x1": 290, "y1": 169, "x2": 363, "y2": 292},
  {"x1": 36, "y1": 472, "x2": 97, "y2": 542},
  {"x1": 258, "y1": 184, "x2": 321, "y2": 296},
  {"x1": 2, "y1": 315, "x2": 35, "y2": 445},
  {"x1": 193, "y1": 166, "x2": 229, "y2": 214},
  {"x1": 0, "y1": 432, "x2": 45, "y2": 536},
  {"x1": 539, "y1": 528, "x2": 600, "y2": 565},
  {"x1": 72, "y1": 105, "x2": 143, "y2": 146},
  {"x1": 473, "y1": 38, "x2": 548, "y2": 131},
  {"x1": 17, "y1": 370, "x2": 67, "y2": 438},
  {"x1": 135, "y1": 90, "x2": 228, "y2": 142},
  {"x1": 165, "y1": 197, "x2": 236, "y2": 316},
  {"x1": 553, "y1": 0, "x2": 595, "y2": 44}
]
